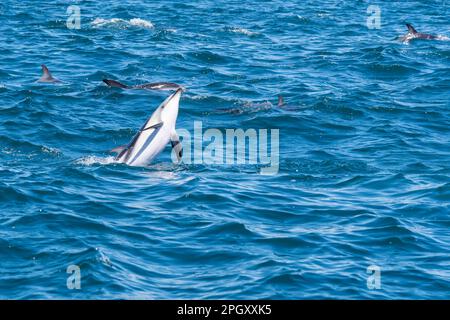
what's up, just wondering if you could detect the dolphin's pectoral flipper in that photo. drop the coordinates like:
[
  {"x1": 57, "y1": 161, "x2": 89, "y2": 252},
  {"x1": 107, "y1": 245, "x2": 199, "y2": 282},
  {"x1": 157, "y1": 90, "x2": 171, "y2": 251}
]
[
  {"x1": 119, "y1": 122, "x2": 164, "y2": 162},
  {"x1": 406, "y1": 23, "x2": 417, "y2": 34},
  {"x1": 142, "y1": 122, "x2": 164, "y2": 132},
  {"x1": 103, "y1": 79, "x2": 130, "y2": 89},
  {"x1": 170, "y1": 131, "x2": 183, "y2": 162},
  {"x1": 126, "y1": 122, "x2": 165, "y2": 165}
]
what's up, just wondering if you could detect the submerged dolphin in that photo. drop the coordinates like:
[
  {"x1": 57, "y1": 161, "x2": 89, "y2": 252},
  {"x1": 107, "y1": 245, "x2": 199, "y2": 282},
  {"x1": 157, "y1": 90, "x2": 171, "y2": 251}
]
[
  {"x1": 103, "y1": 79, "x2": 184, "y2": 91},
  {"x1": 111, "y1": 88, "x2": 183, "y2": 166},
  {"x1": 400, "y1": 24, "x2": 438, "y2": 43},
  {"x1": 38, "y1": 65, "x2": 61, "y2": 83},
  {"x1": 216, "y1": 95, "x2": 285, "y2": 114}
]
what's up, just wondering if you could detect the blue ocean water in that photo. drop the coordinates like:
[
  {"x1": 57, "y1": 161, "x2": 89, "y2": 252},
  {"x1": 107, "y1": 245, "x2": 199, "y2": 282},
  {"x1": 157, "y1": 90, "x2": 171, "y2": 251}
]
[{"x1": 0, "y1": 0, "x2": 449, "y2": 299}]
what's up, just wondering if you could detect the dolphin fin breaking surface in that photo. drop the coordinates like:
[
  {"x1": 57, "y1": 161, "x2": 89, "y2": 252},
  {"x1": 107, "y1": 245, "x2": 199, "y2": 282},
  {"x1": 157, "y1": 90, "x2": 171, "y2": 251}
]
[
  {"x1": 401, "y1": 23, "x2": 439, "y2": 43},
  {"x1": 103, "y1": 79, "x2": 130, "y2": 89},
  {"x1": 406, "y1": 23, "x2": 418, "y2": 35},
  {"x1": 38, "y1": 65, "x2": 60, "y2": 83}
]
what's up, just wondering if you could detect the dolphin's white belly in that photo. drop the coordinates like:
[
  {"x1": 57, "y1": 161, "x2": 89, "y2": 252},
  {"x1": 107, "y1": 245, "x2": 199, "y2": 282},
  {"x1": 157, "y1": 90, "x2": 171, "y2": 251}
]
[
  {"x1": 125, "y1": 125, "x2": 171, "y2": 166},
  {"x1": 113, "y1": 88, "x2": 183, "y2": 167}
]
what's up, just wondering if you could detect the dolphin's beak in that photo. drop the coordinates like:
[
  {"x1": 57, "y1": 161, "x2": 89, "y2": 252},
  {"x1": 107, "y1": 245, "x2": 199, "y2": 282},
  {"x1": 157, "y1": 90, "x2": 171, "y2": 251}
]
[{"x1": 164, "y1": 88, "x2": 183, "y2": 109}]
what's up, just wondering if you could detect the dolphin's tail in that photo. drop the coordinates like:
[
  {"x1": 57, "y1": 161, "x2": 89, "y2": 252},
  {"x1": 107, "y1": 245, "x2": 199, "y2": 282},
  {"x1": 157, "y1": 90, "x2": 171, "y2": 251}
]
[
  {"x1": 103, "y1": 79, "x2": 130, "y2": 89},
  {"x1": 406, "y1": 23, "x2": 417, "y2": 34}
]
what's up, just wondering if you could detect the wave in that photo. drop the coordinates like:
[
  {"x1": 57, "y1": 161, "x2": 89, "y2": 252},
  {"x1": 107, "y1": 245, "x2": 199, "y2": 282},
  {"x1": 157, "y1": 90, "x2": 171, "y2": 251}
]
[
  {"x1": 91, "y1": 18, "x2": 154, "y2": 29},
  {"x1": 436, "y1": 35, "x2": 450, "y2": 41},
  {"x1": 223, "y1": 26, "x2": 259, "y2": 37}
]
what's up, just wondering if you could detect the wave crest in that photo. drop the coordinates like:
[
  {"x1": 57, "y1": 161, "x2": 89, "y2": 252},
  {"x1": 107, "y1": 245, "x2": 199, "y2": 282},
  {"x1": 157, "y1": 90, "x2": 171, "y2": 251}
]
[
  {"x1": 92, "y1": 18, "x2": 154, "y2": 29},
  {"x1": 224, "y1": 26, "x2": 258, "y2": 36}
]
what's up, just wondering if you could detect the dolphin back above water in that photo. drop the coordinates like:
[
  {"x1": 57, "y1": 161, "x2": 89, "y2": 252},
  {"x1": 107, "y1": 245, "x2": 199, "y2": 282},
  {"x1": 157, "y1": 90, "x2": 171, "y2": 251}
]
[
  {"x1": 400, "y1": 23, "x2": 438, "y2": 43},
  {"x1": 103, "y1": 79, "x2": 184, "y2": 91},
  {"x1": 38, "y1": 65, "x2": 61, "y2": 83},
  {"x1": 112, "y1": 88, "x2": 183, "y2": 166}
]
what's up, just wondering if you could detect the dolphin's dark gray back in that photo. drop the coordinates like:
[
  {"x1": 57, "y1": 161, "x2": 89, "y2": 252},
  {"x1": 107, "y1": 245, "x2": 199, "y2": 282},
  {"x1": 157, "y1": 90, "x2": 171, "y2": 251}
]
[
  {"x1": 405, "y1": 23, "x2": 437, "y2": 40},
  {"x1": 134, "y1": 82, "x2": 184, "y2": 91},
  {"x1": 103, "y1": 79, "x2": 183, "y2": 91}
]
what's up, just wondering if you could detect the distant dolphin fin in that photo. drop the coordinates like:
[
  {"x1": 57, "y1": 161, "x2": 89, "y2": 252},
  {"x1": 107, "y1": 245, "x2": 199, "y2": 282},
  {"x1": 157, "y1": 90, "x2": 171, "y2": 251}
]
[
  {"x1": 406, "y1": 23, "x2": 417, "y2": 34},
  {"x1": 38, "y1": 64, "x2": 60, "y2": 82},
  {"x1": 41, "y1": 65, "x2": 52, "y2": 79},
  {"x1": 103, "y1": 79, "x2": 130, "y2": 89},
  {"x1": 110, "y1": 144, "x2": 128, "y2": 154},
  {"x1": 278, "y1": 95, "x2": 284, "y2": 107},
  {"x1": 170, "y1": 130, "x2": 183, "y2": 162}
]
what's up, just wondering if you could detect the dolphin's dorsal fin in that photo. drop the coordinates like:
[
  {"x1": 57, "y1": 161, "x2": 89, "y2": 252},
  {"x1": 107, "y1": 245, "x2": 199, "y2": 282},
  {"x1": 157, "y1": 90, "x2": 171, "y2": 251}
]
[
  {"x1": 103, "y1": 79, "x2": 129, "y2": 89},
  {"x1": 41, "y1": 64, "x2": 52, "y2": 80},
  {"x1": 278, "y1": 95, "x2": 284, "y2": 107},
  {"x1": 406, "y1": 23, "x2": 417, "y2": 34}
]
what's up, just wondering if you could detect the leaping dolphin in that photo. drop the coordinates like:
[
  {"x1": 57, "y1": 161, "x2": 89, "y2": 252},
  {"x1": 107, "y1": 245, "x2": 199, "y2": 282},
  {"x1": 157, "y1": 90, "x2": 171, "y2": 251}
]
[
  {"x1": 103, "y1": 79, "x2": 184, "y2": 91},
  {"x1": 111, "y1": 88, "x2": 184, "y2": 166},
  {"x1": 400, "y1": 24, "x2": 438, "y2": 43},
  {"x1": 38, "y1": 65, "x2": 61, "y2": 83}
]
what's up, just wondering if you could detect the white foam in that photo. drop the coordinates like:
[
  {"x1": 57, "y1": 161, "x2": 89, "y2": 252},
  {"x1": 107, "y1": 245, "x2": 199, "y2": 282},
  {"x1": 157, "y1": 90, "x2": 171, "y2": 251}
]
[
  {"x1": 129, "y1": 18, "x2": 154, "y2": 29},
  {"x1": 92, "y1": 17, "x2": 122, "y2": 26},
  {"x1": 75, "y1": 156, "x2": 117, "y2": 166},
  {"x1": 227, "y1": 27, "x2": 258, "y2": 36},
  {"x1": 92, "y1": 17, "x2": 154, "y2": 29},
  {"x1": 189, "y1": 94, "x2": 209, "y2": 100},
  {"x1": 41, "y1": 146, "x2": 61, "y2": 155},
  {"x1": 436, "y1": 35, "x2": 450, "y2": 41}
]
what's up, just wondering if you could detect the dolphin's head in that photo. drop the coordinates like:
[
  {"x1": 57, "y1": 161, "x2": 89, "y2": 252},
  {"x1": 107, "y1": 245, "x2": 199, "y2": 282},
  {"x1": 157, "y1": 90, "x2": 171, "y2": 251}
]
[{"x1": 159, "y1": 88, "x2": 183, "y2": 126}]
